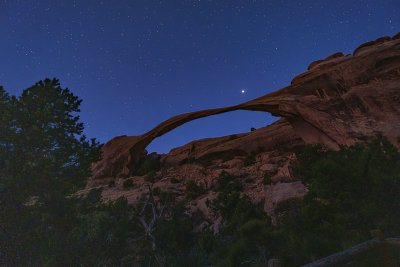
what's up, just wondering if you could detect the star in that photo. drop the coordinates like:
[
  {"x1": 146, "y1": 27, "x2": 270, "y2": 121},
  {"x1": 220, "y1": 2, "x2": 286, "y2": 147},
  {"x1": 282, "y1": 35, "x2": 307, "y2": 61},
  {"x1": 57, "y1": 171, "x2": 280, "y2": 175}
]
[{"x1": 241, "y1": 89, "x2": 246, "y2": 94}]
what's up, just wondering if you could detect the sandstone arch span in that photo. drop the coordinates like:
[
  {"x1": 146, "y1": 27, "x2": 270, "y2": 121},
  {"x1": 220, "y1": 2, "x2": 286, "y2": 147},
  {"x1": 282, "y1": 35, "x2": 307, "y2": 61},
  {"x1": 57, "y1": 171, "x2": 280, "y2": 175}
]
[
  {"x1": 91, "y1": 93, "x2": 341, "y2": 180},
  {"x1": 91, "y1": 37, "x2": 400, "y2": 180}
]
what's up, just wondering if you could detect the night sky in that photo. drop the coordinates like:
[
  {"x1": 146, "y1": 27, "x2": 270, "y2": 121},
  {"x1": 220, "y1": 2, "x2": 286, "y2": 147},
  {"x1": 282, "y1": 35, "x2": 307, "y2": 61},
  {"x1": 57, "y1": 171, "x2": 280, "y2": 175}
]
[{"x1": 1, "y1": 1, "x2": 399, "y2": 154}]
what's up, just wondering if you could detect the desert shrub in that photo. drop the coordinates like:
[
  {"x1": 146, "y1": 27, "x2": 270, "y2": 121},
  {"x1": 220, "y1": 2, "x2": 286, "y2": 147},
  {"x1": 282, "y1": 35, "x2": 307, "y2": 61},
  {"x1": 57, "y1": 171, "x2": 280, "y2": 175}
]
[
  {"x1": 209, "y1": 171, "x2": 265, "y2": 233},
  {"x1": 263, "y1": 173, "x2": 271, "y2": 185},
  {"x1": 144, "y1": 171, "x2": 155, "y2": 183},
  {"x1": 207, "y1": 184, "x2": 270, "y2": 266},
  {"x1": 123, "y1": 179, "x2": 134, "y2": 188},
  {"x1": 179, "y1": 157, "x2": 195, "y2": 165},
  {"x1": 218, "y1": 219, "x2": 274, "y2": 266},
  {"x1": 243, "y1": 151, "x2": 257, "y2": 166},
  {"x1": 108, "y1": 180, "x2": 115, "y2": 187},
  {"x1": 152, "y1": 186, "x2": 161, "y2": 196},
  {"x1": 159, "y1": 190, "x2": 176, "y2": 203},
  {"x1": 153, "y1": 201, "x2": 203, "y2": 266},
  {"x1": 119, "y1": 173, "x2": 129, "y2": 179},
  {"x1": 281, "y1": 138, "x2": 400, "y2": 265},
  {"x1": 133, "y1": 152, "x2": 161, "y2": 176},
  {"x1": 216, "y1": 171, "x2": 243, "y2": 192},
  {"x1": 245, "y1": 177, "x2": 254, "y2": 183},
  {"x1": 185, "y1": 180, "x2": 205, "y2": 200},
  {"x1": 207, "y1": 138, "x2": 400, "y2": 266},
  {"x1": 274, "y1": 198, "x2": 301, "y2": 216},
  {"x1": 170, "y1": 177, "x2": 180, "y2": 183},
  {"x1": 198, "y1": 229, "x2": 219, "y2": 258}
]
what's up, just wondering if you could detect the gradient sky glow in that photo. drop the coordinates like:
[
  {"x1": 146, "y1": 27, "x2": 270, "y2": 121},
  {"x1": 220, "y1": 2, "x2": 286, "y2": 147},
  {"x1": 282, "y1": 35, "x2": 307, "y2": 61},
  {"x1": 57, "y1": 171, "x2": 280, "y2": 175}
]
[{"x1": 1, "y1": 0, "x2": 399, "y2": 153}]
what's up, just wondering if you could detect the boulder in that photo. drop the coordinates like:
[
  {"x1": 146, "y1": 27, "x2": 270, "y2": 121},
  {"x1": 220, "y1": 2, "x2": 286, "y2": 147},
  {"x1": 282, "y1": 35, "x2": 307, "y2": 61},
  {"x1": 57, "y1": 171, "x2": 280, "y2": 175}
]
[{"x1": 264, "y1": 181, "x2": 308, "y2": 219}]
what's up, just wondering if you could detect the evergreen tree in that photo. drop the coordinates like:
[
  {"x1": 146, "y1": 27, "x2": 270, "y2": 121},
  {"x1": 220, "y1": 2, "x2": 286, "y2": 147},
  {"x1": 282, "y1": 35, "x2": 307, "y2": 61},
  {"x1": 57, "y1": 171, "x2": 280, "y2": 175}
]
[{"x1": 0, "y1": 79, "x2": 102, "y2": 265}]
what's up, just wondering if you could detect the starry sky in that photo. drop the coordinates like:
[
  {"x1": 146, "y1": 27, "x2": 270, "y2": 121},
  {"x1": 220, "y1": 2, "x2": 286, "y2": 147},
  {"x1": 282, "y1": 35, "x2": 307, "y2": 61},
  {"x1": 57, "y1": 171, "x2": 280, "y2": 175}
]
[{"x1": 1, "y1": 0, "x2": 399, "y2": 153}]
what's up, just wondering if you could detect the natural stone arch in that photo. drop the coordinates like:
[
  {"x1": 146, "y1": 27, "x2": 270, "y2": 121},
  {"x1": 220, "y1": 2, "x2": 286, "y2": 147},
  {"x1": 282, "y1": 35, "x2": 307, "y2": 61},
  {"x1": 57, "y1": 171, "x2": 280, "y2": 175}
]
[
  {"x1": 90, "y1": 37, "x2": 400, "y2": 180},
  {"x1": 91, "y1": 93, "x2": 340, "y2": 180}
]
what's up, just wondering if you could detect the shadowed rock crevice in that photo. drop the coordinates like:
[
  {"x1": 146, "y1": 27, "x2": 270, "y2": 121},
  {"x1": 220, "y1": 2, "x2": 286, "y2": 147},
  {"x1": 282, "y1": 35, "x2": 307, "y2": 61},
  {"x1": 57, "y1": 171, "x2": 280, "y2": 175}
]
[{"x1": 90, "y1": 35, "x2": 400, "y2": 180}]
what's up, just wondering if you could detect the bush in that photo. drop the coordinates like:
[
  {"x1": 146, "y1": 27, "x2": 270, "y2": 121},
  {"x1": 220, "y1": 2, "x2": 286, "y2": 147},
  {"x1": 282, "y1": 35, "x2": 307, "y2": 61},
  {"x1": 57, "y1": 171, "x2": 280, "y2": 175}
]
[
  {"x1": 243, "y1": 152, "x2": 256, "y2": 166},
  {"x1": 185, "y1": 180, "x2": 205, "y2": 200},
  {"x1": 245, "y1": 178, "x2": 254, "y2": 183},
  {"x1": 152, "y1": 187, "x2": 161, "y2": 196},
  {"x1": 108, "y1": 180, "x2": 115, "y2": 187},
  {"x1": 123, "y1": 179, "x2": 134, "y2": 188},
  {"x1": 179, "y1": 157, "x2": 195, "y2": 165},
  {"x1": 216, "y1": 171, "x2": 243, "y2": 192},
  {"x1": 119, "y1": 173, "x2": 129, "y2": 179},
  {"x1": 170, "y1": 177, "x2": 180, "y2": 184},
  {"x1": 283, "y1": 138, "x2": 400, "y2": 265},
  {"x1": 263, "y1": 173, "x2": 271, "y2": 185},
  {"x1": 144, "y1": 171, "x2": 155, "y2": 183},
  {"x1": 133, "y1": 152, "x2": 161, "y2": 176},
  {"x1": 159, "y1": 190, "x2": 176, "y2": 203}
]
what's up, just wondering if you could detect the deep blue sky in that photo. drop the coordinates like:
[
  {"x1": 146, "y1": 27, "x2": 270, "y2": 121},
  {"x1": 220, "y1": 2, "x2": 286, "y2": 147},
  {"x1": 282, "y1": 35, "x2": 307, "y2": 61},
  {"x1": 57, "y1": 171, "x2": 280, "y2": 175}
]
[{"x1": 0, "y1": 0, "x2": 399, "y2": 153}]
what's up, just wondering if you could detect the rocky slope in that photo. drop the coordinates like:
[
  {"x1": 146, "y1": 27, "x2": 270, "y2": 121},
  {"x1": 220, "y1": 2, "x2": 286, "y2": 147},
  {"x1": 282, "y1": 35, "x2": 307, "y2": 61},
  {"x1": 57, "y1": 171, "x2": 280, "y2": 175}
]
[{"x1": 83, "y1": 33, "x2": 400, "y2": 227}]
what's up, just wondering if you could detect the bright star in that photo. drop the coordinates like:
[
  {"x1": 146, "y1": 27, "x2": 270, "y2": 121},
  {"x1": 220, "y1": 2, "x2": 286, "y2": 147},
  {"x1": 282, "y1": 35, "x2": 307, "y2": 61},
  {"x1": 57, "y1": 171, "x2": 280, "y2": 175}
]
[{"x1": 241, "y1": 89, "x2": 246, "y2": 94}]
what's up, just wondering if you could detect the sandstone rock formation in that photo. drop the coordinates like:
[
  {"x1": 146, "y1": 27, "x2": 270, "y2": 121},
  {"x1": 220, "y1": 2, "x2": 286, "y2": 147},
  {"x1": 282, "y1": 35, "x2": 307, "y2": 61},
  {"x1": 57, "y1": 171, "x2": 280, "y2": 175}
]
[
  {"x1": 264, "y1": 181, "x2": 309, "y2": 224},
  {"x1": 90, "y1": 33, "x2": 400, "y2": 182},
  {"x1": 82, "y1": 33, "x2": 400, "y2": 226},
  {"x1": 161, "y1": 118, "x2": 302, "y2": 165}
]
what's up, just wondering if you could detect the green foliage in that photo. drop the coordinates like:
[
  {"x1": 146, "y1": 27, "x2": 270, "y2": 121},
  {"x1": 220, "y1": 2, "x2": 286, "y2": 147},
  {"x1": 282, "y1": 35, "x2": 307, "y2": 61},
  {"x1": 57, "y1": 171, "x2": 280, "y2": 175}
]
[
  {"x1": 108, "y1": 180, "x2": 115, "y2": 187},
  {"x1": 217, "y1": 219, "x2": 273, "y2": 266},
  {"x1": 215, "y1": 170, "x2": 243, "y2": 192},
  {"x1": 185, "y1": 180, "x2": 205, "y2": 200},
  {"x1": 0, "y1": 79, "x2": 103, "y2": 265},
  {"x1": 170, "y1": 177, "x2": 180, "y2": 183},
  {"x1": 2, "y1": 79, "x2": 399, "y2": 266},
  {"x1": 0, "y1": 79, "x2": 102, "y2": 195},
  {"x1": 205, "y1": 170, "x2": 271, "y2": 266},
  {"x1": 123, "y1": 179, "x2": 134, "y2": 188},
  {"x1": 179, "y1": 157, "x2": 195, "y2": 165},
  {"x1": 263, "y1": 172, "x2": 271, "y2": 185},
  {"x1": 245, "y1": 177, "x2": 254, "y2": 183},
  {"x1": 206, "y1": 139, "x2": 400, "y2": 266},
  {"x1": 119, "y1": 173, "x2": 129, "y2": 179},
  {"x1": 133, "y1": 153, "x2": 161, "y2": 176},
  {"x1": 159, "y1": 190, "x2": 176, "y2": 203},
  {"x1": 210, "y1": 170, "x2": 266, "y2": 232},
  {"x1": 153, "y1": 202, "x2": 201, "y2": 266},
  {"x1": 144, "y1": 171, "x2": 156, "y2": 183},
  {"x1": 152, "y1": 186, "x2": 161, "y2": 196},
  {"x1": 299, "y1": 139, "x2": 400, "y2": 233},
  {"x1": 243, "y1": 151, "x2": 257, "y2": 166},
  {"x1": 282, "y1": 138, "x2": 400, "y2": 265}
]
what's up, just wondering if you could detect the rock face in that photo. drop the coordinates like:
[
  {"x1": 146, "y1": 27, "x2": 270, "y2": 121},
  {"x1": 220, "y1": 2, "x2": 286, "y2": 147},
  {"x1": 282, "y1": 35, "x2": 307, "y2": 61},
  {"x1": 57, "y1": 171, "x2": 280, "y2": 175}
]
[
  {"x1": 264, "y1": 181, "x2": 309, "y2": 224},
  {"x1": 84, "y1": 33, "x2": 400, "y2": 225},
  {"x1": 161, "y1": 118, "x2": 302, "y2": 165},
  {"x1": 91, "y1": 34, "x2": 400, "y2": 181}
]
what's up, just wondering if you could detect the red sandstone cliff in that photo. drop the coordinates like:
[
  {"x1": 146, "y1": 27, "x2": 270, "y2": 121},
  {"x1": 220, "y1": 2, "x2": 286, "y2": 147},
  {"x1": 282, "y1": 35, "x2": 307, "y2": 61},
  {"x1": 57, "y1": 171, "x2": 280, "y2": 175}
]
[
  {"x1": 83, "y1": 33, "x2": 400, "y2": 225},
  {"x1": 90, "y1": 33, "x2": 400, "y2": 181}
]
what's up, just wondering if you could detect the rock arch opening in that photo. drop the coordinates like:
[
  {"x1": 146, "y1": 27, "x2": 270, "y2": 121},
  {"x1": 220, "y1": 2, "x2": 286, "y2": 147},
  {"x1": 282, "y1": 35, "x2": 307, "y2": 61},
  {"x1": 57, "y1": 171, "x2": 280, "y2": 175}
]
[{"x1": 146, "y1": 110, "x2": 279, "y2": 154}]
